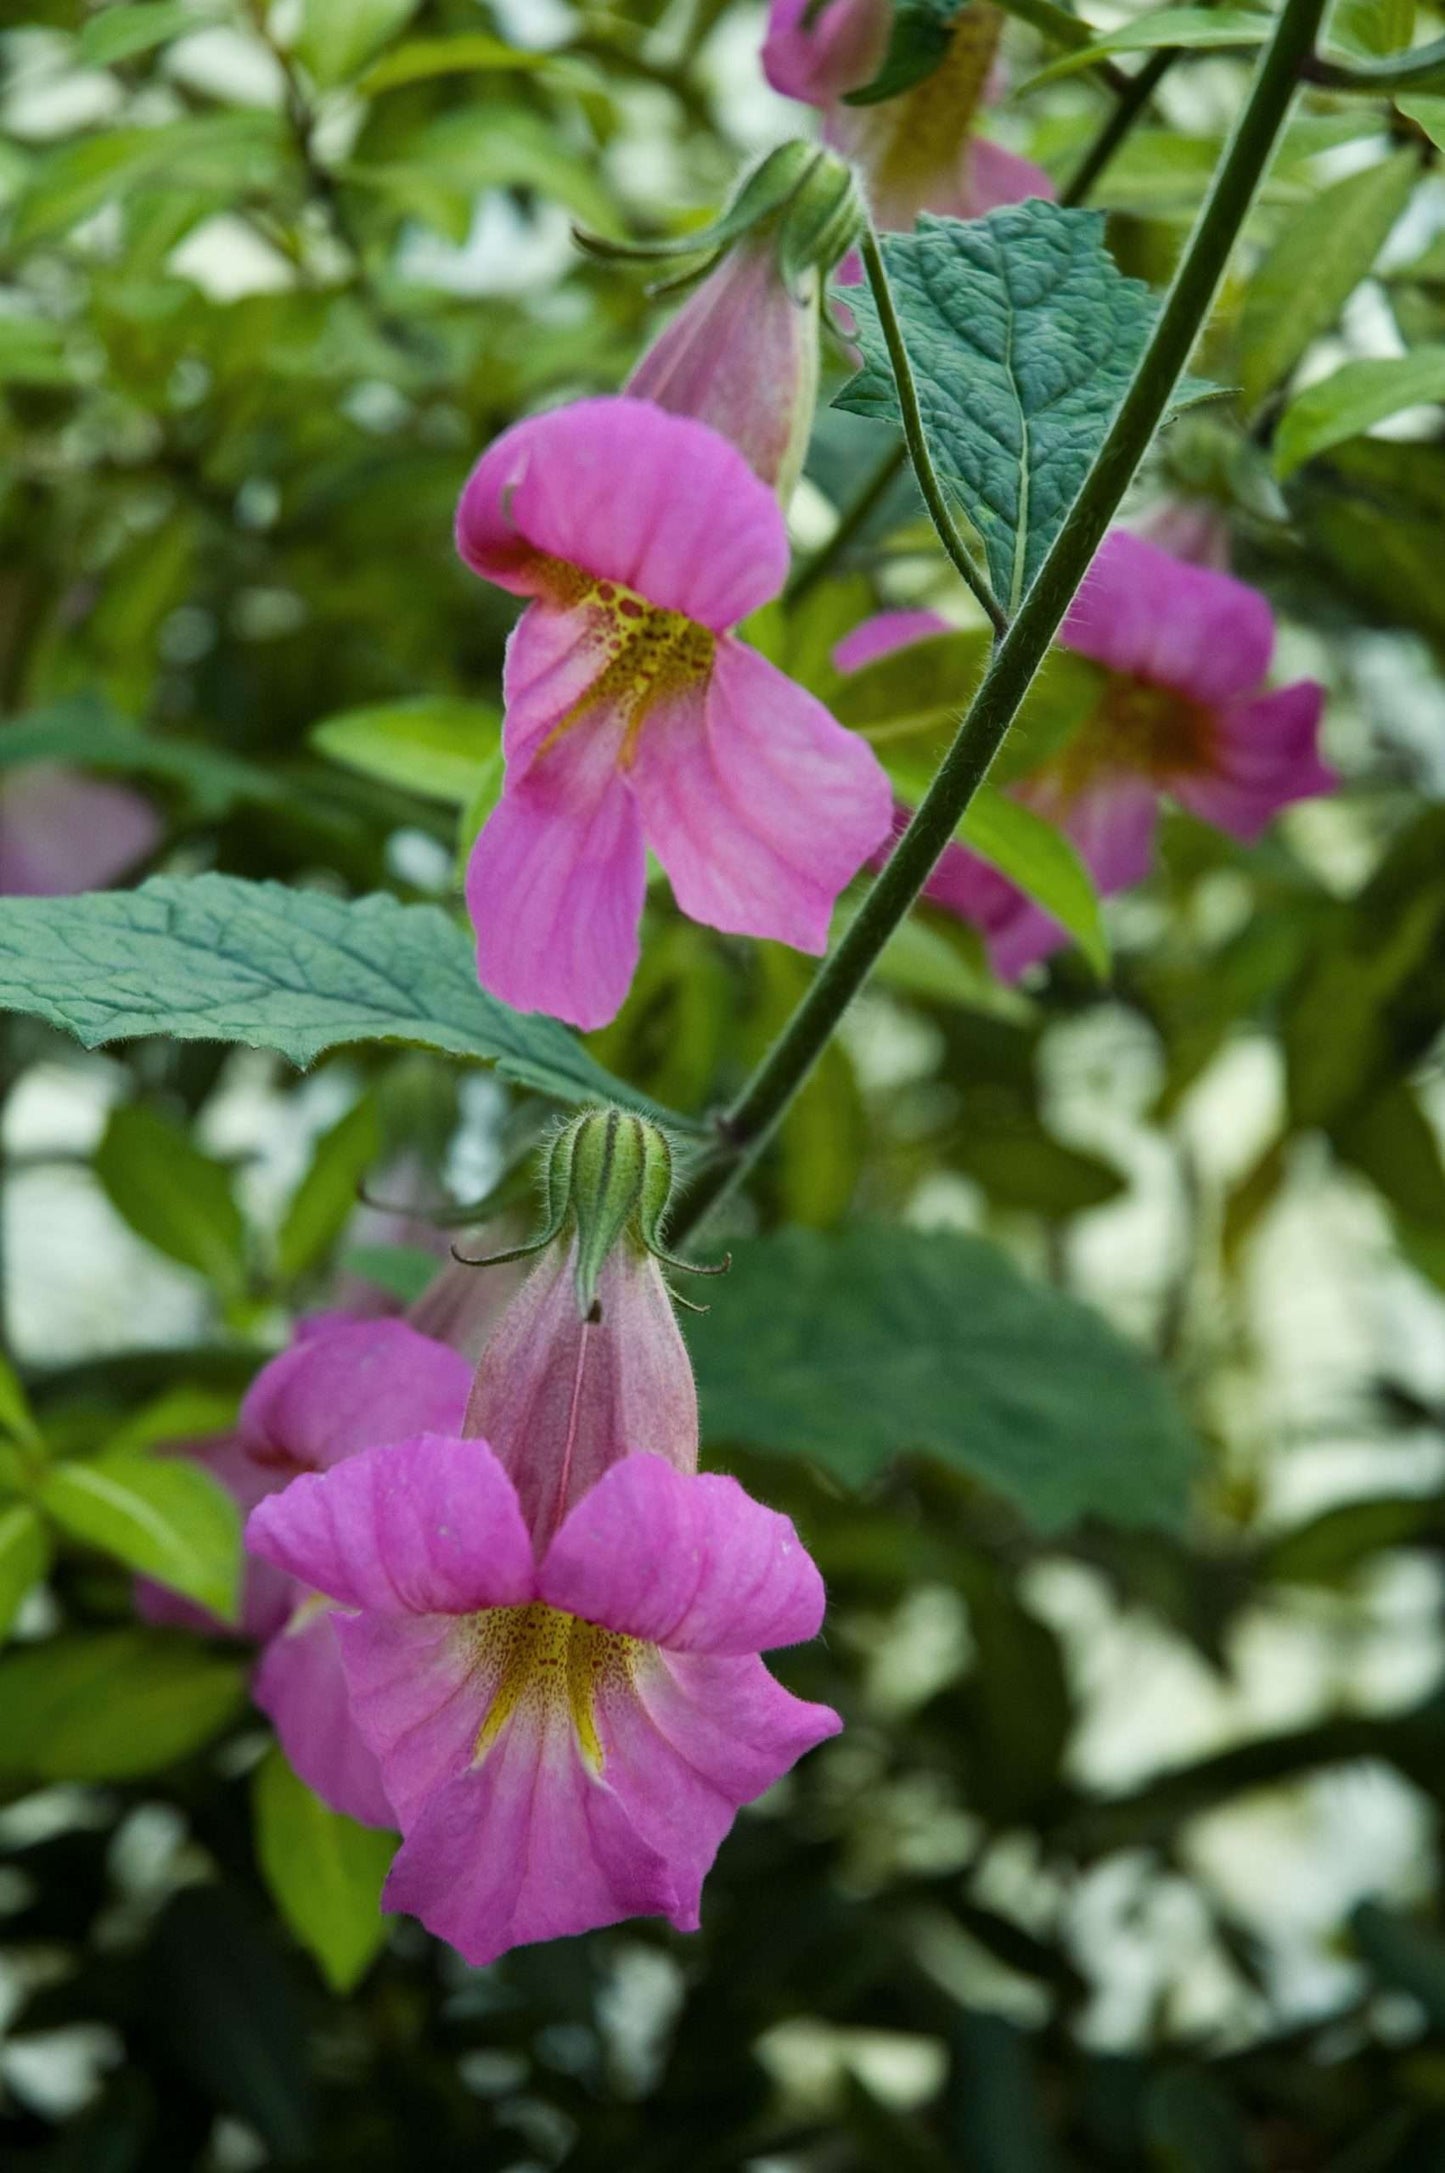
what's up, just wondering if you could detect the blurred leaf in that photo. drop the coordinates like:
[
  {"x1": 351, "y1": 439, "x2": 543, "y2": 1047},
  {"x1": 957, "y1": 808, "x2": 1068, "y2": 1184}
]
[
  {"x1": 831, "y1": 628, "x2": 1103, "y2": 784},
  {"x1": 960, "y1": 788, "x2": 1108, "y2": 977},
  {"x1": 0, "y1": 315, "x2": 75, "y2": 386},
  {"x1": 846, "y1": 0, "x2": 969, "y2": 104},
  {"x1": 0, "y1": 1350, "x2": 41, "y2": 1450},
  {"x1": 340, "y1": 1241, "x2": 440, "y2": 1303},
  {"x1": 357, "y1": 31, "x2": 560, "y2": 93},
  {"x1": 1353, "y1": 1900, "x2": 1445, "y2": 2025},
  {"x1": 276, "y1": 1094, "x2": 382, "y2": 1282},
  {"x1": 1336, "y1": 0, "x2": 1416, "y2": 53},
  {"x1": 945, "y1": 2012, "x2": 1059, "y2": 2169},
  {"x1": 253, "y1": 1746, "x2": 395, "y2": 1992},
  {"x1": 350, "y1": 107, "x2": 621, "y2": 241},
  {"x1": 1332, "y1": 1080, "x2": 1445, "y2": 1225},
  {"x1": 1397, "y1": 92, "x2": 1445, "y2": 147},
  {"x1": 0, "y1": 1504, "x2": 50, "y2": 1642},
  {"x1": 12, "y1": 114, "x2": 287, "y2": 245},
  {"x1": 947, "y1": 1105, "x2": 1125, "y2": 1213},
  {"x1": 94, "y1": 1102, "x2": 248, "y2": 1297},
  {"x1": 41, "y1": 1447, "x2": 240, "y2": 1621},
  {"x1": 1293, "y1": 436, "x2": 1445, "y2": 645},
  {"x1": 1237, "y1": 154, "x2": 1418, "y2": 411},
  {"x1": 0, "y1": 875, "x2": 684, "y2": 1120},
  {"x1": 1274, "y1": 347, "x2": 1445, "y2": 476},
  {"x1": 310, "y1": 696, "x2": 499, "y2": 806},
  {"x1": 1143, "y1": 2070, "x2": 1250, "y2": 2172},
  {"x1": 1022, "y1": 8, "x2": 1271, "y2": 89},
  {"x1": 0, "y1": 698, "x2": 287, "y2": 816},
  {"x1": 150, "y1": 1886, "x2": 317, "y2": 2162},
  {"x1": 297, "y1": 0, "x2": 421, "y2": 86},
  {"x1": 77, "y1": 1, "x2": 222, "y2": 66},
  {"x1": 0, "y1": 1630, "x2": 246, "y2": 1781},
  {"x1": 837, "y1": 205, "x2": 1215, "y2": 609},
  {"x1": 688, "y1": 1226, "x2": 1196, "y2": 1531}
]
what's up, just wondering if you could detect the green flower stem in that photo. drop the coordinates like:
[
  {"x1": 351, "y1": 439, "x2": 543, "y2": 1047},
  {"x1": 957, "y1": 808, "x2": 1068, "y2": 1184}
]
[
  {"x1": 785, "y1": 438, "x2": 909, "y2": 605},
  {"x1": 857, "y1": 228, "x2": 1011, "y2": 639},
  {"x1": 669, "y1": 0, "x2": 1330, "y2": 1245},
  {"x1": 1305, "y1": 34, "x2": 1445, "y2": 93}
]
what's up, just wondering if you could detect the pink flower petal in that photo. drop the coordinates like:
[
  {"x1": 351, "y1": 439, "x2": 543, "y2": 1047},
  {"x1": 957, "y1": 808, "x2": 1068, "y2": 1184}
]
[
  {"x1": 540, "y1": 1458, "x2": 827, "y2": 1655},
  {"x1": 763, "y1": 0, "x2": 891, "y2": 103},
  {"x1": 455, "y1": 396, "x2": 787, "y2": 633},
  {"x1": 832, "y1": 609, "x2": 950, "y2": 674},
  {"x1": 465, "y1": 713, "x2": 645, "y2": 1032},
  {"x1": 1062, "y1": 531, "x2": 1275, "y2": 706},
  {"x1": 630, "y1": 638, "x2": 893, "y2": 954},
  {"x1": 960, "y1": 138, "x2": 1056, "y2": 218},
  {"x1": 240, "y1": 1318, "x2": 472, "y2": 1473},
  {"x1": 463, "y1": 1241, "x2": 698, "y2": 1551},
  {"x1": 253, "y1": 1609, "x2": 394, "y2": 1828},
  {"x1": 1172, "y1": 680, "x2": 1333, "y2": 840},
  {"x1": 594, "y1": 1649, "x2": 842, "y2": 1927},
  {"x1": 335, "y1": 1609, "x2": 489, "y2": 1829},
  {"x1": 0, "y1": 766, "x2": 160, "y2": 896},
  {"x1": 245, "y1": 1435, "x2": 537, "y2": 1616},
  {"x1": 380, "y1": 1705, "x2": 679, "y2": 1967}
]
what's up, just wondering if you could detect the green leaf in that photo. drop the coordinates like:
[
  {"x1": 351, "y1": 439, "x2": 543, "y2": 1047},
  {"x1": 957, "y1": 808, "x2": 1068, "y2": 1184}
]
[
  {"x1": 0, "y1": 1352, "x2": 41, "y2": 1452},
  {"x1": 845, "y1": 0, "x2": 967, "y2": 105},
  {"x1": 94, "y1": 1102, "x2": 248, "y2": 1297},
  {"x1": 0, "y1": 875, "x2": 683, "y2": 1121},
  {"x1": 350, "y1": 108, "x2": 621, "y2": 242},
  {"x1": 0, "y1": 1506, "x2": 50, "y2": 1642},
  {"x1": 12, "y1": 114, "x2": 286, "y2": 246},
  {"x1": 340, "y1": 1242, "x2": 442, "y2": 1304},
  {"x1": 0, "y1": 697, "x2": 287, "y2": 817},
  {"x1": 310, "y1": 696, "x2": 500, "y2": 806},
  {"x1": 0, "y1": 1630, "x2": 246, "y2": 1781},
  {"x1": 276, "y1": 1094, "x2": 382, "y2": 1281},
  {"x1": 836, "y1": 205, "x2": 1215, "y2": 610},
  {"x1": 960, "y1": 787, "x2": 1108, "y2": 977},
  {"x1": 1274, "y1": 346, "x2": 1445, "y2": 477},
  {"x1": 688, "y1": 1226, "x2": 1196, "y2": 1532},
  {"x1": 253, "y1": 1748, "x2": 395, "y2": 1993},
  {"x1": 1237, "y1": 154, "x2": 1418, "y2": 411},
  {"x1": 1396, "y1": 93, "x2": 1445, "y2": 148},
  {"x1": 831, "y1": 627, "x2": 1104, "y2": 784},
  {"x1": 1353, "y1": 1901, "x2": 1445, "y2": 2026},
  {"x1": 0, "y1": 317, "x2": 75, "y2": 387},
  {"x1": 1021, "y1": 8, "x2": 1271, "y2": 89},
  {"x1": 356, "y1": 32, "x2": 559, "y2": 95},
  {"x1": 297, "y1": 0, "x2": 421, "y2": 87},
  {"x1": 78, "y1": 1, "x2": 221, "y2": 67},
  {"x1": 40, "y1": 1448, "x2": 241, "y2": 1622}
]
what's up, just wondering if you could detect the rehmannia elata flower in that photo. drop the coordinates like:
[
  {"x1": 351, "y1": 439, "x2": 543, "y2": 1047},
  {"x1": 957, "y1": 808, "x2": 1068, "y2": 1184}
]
[
  {"x1": 836, "y1": 528, "x2": 1333, "y2": 979},
  {"x1": 1, "y1": 764, "x2": 160, "y2": 896},
  {"x1": 246, "y1": 1109, "x2": 841, "y2": 1965},
  {"x1": 457, "y1": 396, "x2": 892, "y2": 1031},
  {"x1": 764, "y1": 0, "x2": 1053, "y2": 237}
]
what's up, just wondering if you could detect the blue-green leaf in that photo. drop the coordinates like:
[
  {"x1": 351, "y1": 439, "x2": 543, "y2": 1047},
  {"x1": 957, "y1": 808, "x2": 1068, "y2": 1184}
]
[
  {"x1": 0, "y1": 874, "x2": 681, "y2": 1121},
  {"x1": 836, "y1": 205, "x2": 1215, "y2": 610}
]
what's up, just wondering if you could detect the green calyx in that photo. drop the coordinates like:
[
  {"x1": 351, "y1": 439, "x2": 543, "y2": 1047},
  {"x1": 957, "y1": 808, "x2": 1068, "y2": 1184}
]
[
  {"x1": 574, "y1": 142, "x2": 866, "y2": 299},
  {"x1": 456, "y1": 1107, "x2": 727, "y2": 1318}
]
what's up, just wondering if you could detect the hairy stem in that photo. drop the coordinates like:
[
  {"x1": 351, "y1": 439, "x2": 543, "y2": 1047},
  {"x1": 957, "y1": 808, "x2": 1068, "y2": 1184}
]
[
  {"x1": 857, "y1": 228, "x2": 1011, "y2": 638},
  {"x1": 670, "y1": 0, "x2": 1329, "y2": 1243}
]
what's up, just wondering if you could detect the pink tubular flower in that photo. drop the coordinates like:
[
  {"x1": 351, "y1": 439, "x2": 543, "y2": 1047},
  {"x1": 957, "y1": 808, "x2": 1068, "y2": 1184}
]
[
  {"x1": 142, "y1": 1315, "x2": 473, "y2": 1827},
  {"x1": 835, "y1": 530, "x2": 1332, "y2": 977},
  {"x1": 625, "y1": 238, "x2": 820, "y2": 500},
  {"x1": 458, "y1": 397, "x2": 892, "y2": 1030},
  {"x1": 0, "y1": 764, "x2": 159, "y2": 895},
  {"x1": 764, "y1": 1, "x2": 1053, "y2": 237},
  {"x1": 245, "y1": 1108, "x2": 841, "y2": 1964},
  {"x1": 248, "y1": 1436, "x2": 839, "y2": 1967}
]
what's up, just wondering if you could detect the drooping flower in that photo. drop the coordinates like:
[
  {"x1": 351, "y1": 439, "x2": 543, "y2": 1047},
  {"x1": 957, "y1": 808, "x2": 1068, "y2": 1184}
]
[
  {"x1": 834, "y1": 528, "x2": 1333, "y2": 977},
  {"x1": 764, "y1": 0, "x2": 1053, "y2": 237},
  {"x1": 142, "y1": 1314, "x2": 473, "y2": 1826},
  {"x1": 458, "y1": 396, "x2": 892, "y2": 1030},
  {"x1": 0, "y1": 764, "x2": 159, "y2": 896},
  {"x1": 245, "y1": 1109, "x2": 841, "y2": 1964}
]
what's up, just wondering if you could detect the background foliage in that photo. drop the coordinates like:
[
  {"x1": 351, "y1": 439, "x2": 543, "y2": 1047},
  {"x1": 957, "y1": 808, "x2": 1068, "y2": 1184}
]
[{"x1": 2, "y1": 0, "x2": 1445, "y2": 2166}]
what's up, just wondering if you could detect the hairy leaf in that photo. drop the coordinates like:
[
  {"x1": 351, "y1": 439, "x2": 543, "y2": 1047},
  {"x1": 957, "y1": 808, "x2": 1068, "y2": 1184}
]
[
  {"x1": 0, "y1": 875, "x2": 679, "y2": 1119},
  {"x1": 689, "y1": 1225, "x2": 1196, "y2": 1531},
  {"x1": 837, "y1": 205, "x2": 1214, "y2": 609}
]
